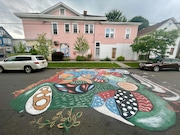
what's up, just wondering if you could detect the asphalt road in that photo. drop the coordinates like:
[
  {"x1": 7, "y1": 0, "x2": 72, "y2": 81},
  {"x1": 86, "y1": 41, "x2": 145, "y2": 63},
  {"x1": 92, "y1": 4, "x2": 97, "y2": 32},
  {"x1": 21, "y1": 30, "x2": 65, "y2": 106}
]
[{"x1": 0, "y1": 69, "x2": 180, "y2": 135}]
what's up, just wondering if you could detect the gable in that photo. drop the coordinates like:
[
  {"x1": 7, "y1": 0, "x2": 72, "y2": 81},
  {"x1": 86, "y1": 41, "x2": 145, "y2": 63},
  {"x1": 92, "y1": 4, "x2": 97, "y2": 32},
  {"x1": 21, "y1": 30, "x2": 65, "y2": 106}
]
[
  {"x1": 41, "y1": 2, "x2": 81, "y2": 17},
  {"x1": 138, "y1": 17, "x2": 180, "y2": 37},
  {"x1": 157, "y1": 19, "x2": 179, "y2": 31},
  {"x1": 0, "y1": 27, "x2": 12, "y2": 38}
]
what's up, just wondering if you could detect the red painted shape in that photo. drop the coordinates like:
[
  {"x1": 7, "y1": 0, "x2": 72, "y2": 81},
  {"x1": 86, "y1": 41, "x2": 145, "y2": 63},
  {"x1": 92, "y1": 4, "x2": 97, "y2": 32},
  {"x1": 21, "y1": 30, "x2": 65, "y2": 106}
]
[
  {"x1": 131, "y1": 92, "x2": 153, "y2": 112},
  {"x1": 97, "y1": 90, "x2": 116, "y2": 101}
]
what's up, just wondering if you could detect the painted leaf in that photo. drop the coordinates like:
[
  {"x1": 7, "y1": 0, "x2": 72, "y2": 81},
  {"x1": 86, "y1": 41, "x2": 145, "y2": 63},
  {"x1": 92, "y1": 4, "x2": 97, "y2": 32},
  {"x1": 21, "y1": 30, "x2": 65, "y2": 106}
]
[
  {"x1": 52, "y1": 116, "x2": 59, "y2": 121},
  {"x1": 76, "y1": 112, "x2": 83, "y2": 118},
  {"x1": 61, "y1": 117, "x2": 67, "y2": 122},
  {"x1": 29, "y1": 120, "x2": 35, "y2": 125},
  {"x1": 73, "y1": 121, "x2": 80, "y2": 127},
  {"x1": 37, "y1": 117, "x2": 43, "y2": 123},
  {"x1": 56, "y1": 111, "x2": 63, "y2": 116},
  {"x1": 45, "y1": 120, "x2": 50, "y2": 124},
  {"x1": 57, "y1": 123, "x2": 64, "y2": 129},
  {"x1": 38, "y1": 124, "x2": 45, "y2": 129},
  {"x1": 50, "y1": 122, "x2": 56, "y2": 128}
]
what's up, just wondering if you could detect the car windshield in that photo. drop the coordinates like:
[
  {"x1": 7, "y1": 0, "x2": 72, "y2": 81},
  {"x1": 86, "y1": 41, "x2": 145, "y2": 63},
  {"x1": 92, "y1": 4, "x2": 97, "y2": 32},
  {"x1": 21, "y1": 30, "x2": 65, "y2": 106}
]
[
  {"x1": 5, "y1": 57, "x2": 16, "y2": 61},
  {"x1": 36, "y1": 56, "x2": 45, "y2": 60}
]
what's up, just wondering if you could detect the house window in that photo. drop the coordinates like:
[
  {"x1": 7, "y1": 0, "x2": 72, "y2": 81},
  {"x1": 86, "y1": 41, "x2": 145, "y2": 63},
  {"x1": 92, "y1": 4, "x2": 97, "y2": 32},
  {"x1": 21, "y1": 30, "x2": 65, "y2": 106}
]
[
  {"x1": 125, "y1": 28, "x2": 131, "y2": 39},
  {"x1": 95, "y1": 42, "x2": 100, "y2": 58},
  {"x1": 3, "y1": 38, "x2": 7, "y2": 44},
  {"x1": 60, "y1": 8, "x2": 65, "y2": 15},
  {"x1": 105, "y1": 28, "x2": 115, "y2": 38},
  {"x1": 8, "y1": 38, "x2": 11, "y2": 44},
  {"x1": 170, "y1": 48, "x2": 174, "y2": 55},
  {"x1": 72, "y1": 24, "x2": 78, "y2": 33},
  {"x1": 0, "y1": 30, "x2": 3, "y2": 36},
  {"x1": 52, "y1": 22, "x2": 58, "y2": 35},
  {"x1": 85, "y1": 24, "x2": 94, "y2": 34},
  {"x1": 65, "y1": 24, "x2": 70, "y2": 33}
]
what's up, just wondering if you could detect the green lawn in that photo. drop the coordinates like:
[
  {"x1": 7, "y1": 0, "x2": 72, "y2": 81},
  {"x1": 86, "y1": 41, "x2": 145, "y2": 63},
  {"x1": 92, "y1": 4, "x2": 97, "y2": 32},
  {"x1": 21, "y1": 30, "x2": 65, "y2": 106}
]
[{"x1": 48, "y1": 62, "x2": 121, "y2": 68}]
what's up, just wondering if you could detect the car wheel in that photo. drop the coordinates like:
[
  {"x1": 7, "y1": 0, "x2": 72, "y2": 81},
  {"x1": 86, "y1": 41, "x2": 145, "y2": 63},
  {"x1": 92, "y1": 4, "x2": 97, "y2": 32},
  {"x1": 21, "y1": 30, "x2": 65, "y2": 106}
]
[
  {"x1": 153, "y1": 66, "x2": 160, "y2": 72},
  {"x1": 24, "y1": 66, "x2": 32, "y2": 73},
  {"x1": 0, "y1": 66, "x2": 4, "y2": 73}
]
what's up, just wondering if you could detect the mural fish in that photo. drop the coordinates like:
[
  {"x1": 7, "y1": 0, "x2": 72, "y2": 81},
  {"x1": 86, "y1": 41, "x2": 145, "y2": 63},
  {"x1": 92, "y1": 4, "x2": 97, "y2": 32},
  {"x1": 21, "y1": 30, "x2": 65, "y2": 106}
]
[{"x1": 10, "y1": 69, "x2": 177, "y2": 131}]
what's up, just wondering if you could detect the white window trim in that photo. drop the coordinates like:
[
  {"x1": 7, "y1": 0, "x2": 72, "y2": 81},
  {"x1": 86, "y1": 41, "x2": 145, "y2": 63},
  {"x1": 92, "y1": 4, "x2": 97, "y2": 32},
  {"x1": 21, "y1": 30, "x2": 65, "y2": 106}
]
[
  {"x1": 105, "y1": 28, "x2": 115, "y2": 38},
  {"x1": 125, "y1": 28, "x2": 131, "y2": 39},
  {"x1": 59, "y1": 8, "x2": 66, "y2": 16},
  {"x1": 84, "y1": 24, "x2": 94, "y2": 34},
  {"x1": 64, "y1": 23, "x2": 70, "y2": 33},
  {"x1": 51, "y1": 22, "x2": 58, "y2": 35},
  {"x1": 72, "y1": 23, "x2": 78, "y2": 33}
]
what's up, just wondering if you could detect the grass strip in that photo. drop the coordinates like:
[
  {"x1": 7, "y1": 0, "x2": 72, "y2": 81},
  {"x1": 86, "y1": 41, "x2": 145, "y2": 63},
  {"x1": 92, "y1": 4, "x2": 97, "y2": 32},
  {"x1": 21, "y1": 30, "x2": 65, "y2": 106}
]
[{"x1": 48, "y1": 62, "x2": 120, "y2": 68}]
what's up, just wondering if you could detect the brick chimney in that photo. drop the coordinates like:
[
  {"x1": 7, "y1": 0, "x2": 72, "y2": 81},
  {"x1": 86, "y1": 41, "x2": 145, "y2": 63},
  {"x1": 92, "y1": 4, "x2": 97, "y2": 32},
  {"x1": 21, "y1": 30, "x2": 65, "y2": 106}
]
[{"x1": 83, "y1": 10, "x2": 87, "y2": 16}]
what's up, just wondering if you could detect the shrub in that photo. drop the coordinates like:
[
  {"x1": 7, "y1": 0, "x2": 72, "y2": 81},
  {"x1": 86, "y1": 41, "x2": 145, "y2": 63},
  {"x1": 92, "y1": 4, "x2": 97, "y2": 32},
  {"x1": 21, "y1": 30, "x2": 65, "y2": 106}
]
[
  {"x1": 101, "y1": 56, "x2": 111, "y2": 61},
  {"x1": 30, "y1": 48, "x2": 38, "y2": 55},
  {"x1": 52, "y1": 52, "x2": 64, "y2": 61},
  {"x1": 76, "y1": 55, "x2": 86, "y2": 61},
  {"x1": 116, "y1": 56, "x2": 125, "y2": 61},
  {"x1": 63, "y1": 57, "x2": 70, "y2": 61},
  {"x1": 86, "y1": 54, "x2": 92, "y2": 61}
]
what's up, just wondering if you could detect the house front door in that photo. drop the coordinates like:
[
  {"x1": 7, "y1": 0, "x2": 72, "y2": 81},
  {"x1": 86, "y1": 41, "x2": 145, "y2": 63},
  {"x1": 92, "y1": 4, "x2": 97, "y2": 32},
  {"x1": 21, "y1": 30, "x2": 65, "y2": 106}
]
[{"x1": 112, "y1": 48, "x2": 116, "y2": 58}]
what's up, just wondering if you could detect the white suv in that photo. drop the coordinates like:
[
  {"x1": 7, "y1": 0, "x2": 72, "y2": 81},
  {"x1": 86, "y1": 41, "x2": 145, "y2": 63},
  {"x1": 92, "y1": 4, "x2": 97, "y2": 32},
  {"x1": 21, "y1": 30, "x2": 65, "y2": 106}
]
[{"x1": 0, "y1": 55, "x2": 48, "y2": 73}]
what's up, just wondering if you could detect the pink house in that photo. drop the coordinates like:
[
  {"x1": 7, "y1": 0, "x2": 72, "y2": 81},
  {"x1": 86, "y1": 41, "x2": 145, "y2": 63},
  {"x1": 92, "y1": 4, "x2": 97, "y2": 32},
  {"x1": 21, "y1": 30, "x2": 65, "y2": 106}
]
[{"x1": 14, "y1": 2, "x2": 140, "y2": 60}]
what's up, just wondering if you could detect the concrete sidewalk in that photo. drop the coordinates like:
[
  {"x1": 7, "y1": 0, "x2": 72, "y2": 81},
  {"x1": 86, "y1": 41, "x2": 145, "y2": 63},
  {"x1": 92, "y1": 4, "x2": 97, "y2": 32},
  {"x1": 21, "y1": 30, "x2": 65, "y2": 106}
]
[{"x1": 115, "y1": 61, "x2": 131, "y2": 68}]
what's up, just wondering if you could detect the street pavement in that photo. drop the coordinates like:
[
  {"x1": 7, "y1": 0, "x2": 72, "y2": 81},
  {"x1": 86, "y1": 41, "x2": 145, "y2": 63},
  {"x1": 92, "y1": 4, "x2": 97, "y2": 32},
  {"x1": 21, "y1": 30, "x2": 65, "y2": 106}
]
[{"x1": 0, "y1": 68, "x2": 180, "y2": 135}]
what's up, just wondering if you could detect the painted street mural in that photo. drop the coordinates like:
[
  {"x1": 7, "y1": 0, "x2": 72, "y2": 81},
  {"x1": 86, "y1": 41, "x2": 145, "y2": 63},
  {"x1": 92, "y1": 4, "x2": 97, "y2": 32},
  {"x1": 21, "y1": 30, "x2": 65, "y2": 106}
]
[{"x1": 11, "y1": 69, "x2": 180, "y2": 131}]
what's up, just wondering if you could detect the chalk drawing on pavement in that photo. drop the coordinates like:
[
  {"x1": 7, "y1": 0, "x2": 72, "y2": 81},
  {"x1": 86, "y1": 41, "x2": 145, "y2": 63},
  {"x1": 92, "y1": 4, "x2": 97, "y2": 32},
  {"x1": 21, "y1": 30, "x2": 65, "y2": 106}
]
[{"x1": 11, "y1": 69, "x2": 179, "y2": 131}]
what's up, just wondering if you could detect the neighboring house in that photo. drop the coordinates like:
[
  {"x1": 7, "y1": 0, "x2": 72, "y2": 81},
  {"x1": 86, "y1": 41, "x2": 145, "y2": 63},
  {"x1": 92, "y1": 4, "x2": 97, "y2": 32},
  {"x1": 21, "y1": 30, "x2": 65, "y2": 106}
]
[
  {"x1": 138, "y1": 17, "x2": 180, "y2": 59},
  {"x1": 12, "y1": 39, "x2": 32, "y2": 53},
  {"x1": 0, "y1": 27, "x2": 13, "y2": 57},
  {"x1": 14, "y1": 2, "x2": 140, "y2": 60}
]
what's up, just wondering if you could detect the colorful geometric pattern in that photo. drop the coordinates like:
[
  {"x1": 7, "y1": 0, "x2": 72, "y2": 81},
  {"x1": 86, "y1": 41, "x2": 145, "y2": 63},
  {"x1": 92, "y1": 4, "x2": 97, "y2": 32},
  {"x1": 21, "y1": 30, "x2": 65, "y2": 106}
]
[{"x1": 10, "y1": 69, "x2": 179, "y2": 131}]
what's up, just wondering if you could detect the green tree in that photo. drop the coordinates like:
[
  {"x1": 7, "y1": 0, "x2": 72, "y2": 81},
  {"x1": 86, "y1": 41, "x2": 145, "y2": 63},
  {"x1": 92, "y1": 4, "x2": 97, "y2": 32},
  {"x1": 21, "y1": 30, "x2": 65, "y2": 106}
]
[
  {"x1": 131, "y1": 29, "x2": 179, "y2": 59},
  {"x1": 129, "y1": 16, "x2": 149, "y2": 30},
  {"x1": 74, "y1": 34, "x2": 89, "y2": 57},
  {"x1": 15, "y1": 42, "x2": 26, "y2": 53},
  {"x1": 74, "y1": 35, "x2": 89, "y2": 56},
  {"x1": 34, "y1": 33, "x2": 52, "y2": 60},
  {"x1": 105, "y1": 9, "x2": 127, "y2": 22}
]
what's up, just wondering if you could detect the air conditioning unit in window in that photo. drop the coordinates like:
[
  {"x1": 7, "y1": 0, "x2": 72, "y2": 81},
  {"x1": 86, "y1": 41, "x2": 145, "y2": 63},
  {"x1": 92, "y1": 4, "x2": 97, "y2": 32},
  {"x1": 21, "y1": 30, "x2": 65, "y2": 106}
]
[{"x1": 54, "y1": 41, "x2": 59, "y2": 46}]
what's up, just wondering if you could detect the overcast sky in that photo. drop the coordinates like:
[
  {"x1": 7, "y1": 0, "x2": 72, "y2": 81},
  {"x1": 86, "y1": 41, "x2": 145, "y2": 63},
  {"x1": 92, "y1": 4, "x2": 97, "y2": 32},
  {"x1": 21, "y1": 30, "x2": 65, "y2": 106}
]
[{"x1": 0, "y1": 0, "x2": 180, "y2": 39}]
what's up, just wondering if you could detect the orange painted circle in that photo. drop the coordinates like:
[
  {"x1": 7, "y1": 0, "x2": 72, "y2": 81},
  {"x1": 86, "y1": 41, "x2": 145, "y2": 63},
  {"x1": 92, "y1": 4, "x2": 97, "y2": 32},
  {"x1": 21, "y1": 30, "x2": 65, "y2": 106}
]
[{"x1": 117, "y1": 82, "x2": 138, "y2": 91}]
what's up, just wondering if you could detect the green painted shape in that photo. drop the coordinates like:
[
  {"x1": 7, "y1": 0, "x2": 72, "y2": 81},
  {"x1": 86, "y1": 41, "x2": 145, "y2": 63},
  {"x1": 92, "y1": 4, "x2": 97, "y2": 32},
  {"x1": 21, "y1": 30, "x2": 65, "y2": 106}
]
[
  {"x1": 10, "y1": 83, "x2": 55, "y2": 112},
  {"x1": 10, "y1": 82, "x2": 119, "y2": 112},
  {"x1": 129, "y1": 84, "x2": 176, "y2": 131},
  {"x1": 49, "y1": 81, "x2": 119, "y2": 109}
]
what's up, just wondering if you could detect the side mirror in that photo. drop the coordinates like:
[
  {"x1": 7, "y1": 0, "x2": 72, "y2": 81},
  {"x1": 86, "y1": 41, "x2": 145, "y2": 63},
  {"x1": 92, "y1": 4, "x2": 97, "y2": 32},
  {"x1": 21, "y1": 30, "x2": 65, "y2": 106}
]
[{"x1": 4, "y1": 59, "x2": 7, "y2": 62}]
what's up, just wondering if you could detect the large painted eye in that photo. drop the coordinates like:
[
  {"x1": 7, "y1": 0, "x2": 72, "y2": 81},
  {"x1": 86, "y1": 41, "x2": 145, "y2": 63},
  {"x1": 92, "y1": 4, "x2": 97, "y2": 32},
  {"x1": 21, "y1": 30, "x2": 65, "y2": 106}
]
[{"x1": 25, "y1": 86, "x2": 52, "y2": 115}]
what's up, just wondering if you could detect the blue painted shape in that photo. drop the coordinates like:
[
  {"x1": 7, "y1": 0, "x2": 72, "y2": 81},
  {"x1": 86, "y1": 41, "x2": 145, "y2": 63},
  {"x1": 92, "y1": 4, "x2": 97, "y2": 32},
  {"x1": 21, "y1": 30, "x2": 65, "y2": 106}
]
[
  {"x1": 106, "y1": 98, "x2": 120, "y2": 115},
  {"x1": 91, "y1": 95, "x2": 104, "y2": 107},
  {"x1": 75, "y1": 85, "x2": 84, "y2": 93}
]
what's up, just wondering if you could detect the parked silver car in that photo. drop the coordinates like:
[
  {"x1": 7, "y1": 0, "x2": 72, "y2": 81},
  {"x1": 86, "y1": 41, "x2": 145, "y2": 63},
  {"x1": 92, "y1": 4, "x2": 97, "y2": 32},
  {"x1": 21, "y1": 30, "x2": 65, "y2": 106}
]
[{"x1": 0, "y1": 55, "x2": 48, "y2": 73}]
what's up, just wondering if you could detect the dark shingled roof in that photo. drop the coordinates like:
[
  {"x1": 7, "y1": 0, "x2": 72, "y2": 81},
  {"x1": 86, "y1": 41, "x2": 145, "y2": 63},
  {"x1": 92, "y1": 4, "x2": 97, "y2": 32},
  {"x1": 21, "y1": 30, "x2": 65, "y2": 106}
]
[{"x1": 137, "y1": 18, "x2": 178, "y2": 37}]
